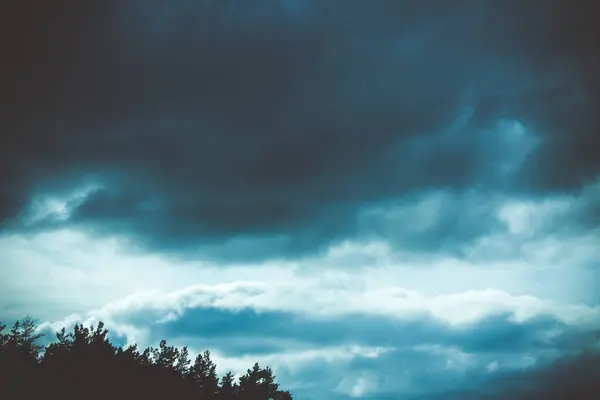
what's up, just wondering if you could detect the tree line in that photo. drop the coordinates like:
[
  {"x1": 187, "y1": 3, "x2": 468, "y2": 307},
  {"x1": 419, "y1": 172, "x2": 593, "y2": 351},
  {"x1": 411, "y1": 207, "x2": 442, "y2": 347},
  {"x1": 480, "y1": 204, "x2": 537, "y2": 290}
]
[{"x1": 0, "y1": 316, "x2": 293, "y2": 400}]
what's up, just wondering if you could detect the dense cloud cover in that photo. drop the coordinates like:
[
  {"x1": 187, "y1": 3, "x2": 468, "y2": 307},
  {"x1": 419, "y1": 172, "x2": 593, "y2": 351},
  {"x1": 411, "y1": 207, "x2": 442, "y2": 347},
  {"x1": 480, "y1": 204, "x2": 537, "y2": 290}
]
[
  {"x1": 1, "y1": 1, "x2": 599, "y2": 398},
  {"x1": 2, "y1": 0, "x2": 599, "y2": 259}
]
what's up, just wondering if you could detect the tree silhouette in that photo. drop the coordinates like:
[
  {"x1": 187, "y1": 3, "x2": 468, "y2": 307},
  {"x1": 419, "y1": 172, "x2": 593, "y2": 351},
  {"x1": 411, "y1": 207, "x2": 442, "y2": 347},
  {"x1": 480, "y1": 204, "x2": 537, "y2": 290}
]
[
  {"x1": 220, "y1": 371, "x2": 239, "y2": 399},
  {"x1": 238, "y1": 362, "x2": 280, "y2": 399},
  {"x1": 188, "y1": 350, "x2": 220, "y2": 398},
  {"x1": 0, "y1": 317, "x2": 293, "y2": 400},
  {"x1": 9, "y1": 316, "x2": 44, "y2": 361},
  {"x1": 0, "y1": 317, "x2": 45, "y2": 398}
]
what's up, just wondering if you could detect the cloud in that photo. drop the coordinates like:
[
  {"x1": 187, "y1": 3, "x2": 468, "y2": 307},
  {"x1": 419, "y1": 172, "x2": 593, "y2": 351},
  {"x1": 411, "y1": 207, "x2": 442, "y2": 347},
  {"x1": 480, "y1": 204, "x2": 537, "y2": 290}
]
[
  {"x1": 2, "y1": 1, "x2": 598, "y2": 261},
  {"x1": 439, "y1": 348, "x2": 600, "y2": 400},
  {"x1": 2, "y1": 178, "x2": 598, "y2": 317},
  {"x1": 34, "y1": 280, "x2": 599, "y2": 398},
  {"x1": 2, "y1": 199, "x2": 598, "y2": 397}
]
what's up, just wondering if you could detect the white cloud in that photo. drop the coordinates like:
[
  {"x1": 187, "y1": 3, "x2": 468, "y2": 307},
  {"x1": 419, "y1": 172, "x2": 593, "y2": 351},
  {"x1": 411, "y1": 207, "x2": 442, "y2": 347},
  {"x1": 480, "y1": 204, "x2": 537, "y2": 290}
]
[
  {"x1": 37, "y1": 277, "x2": 600, "y2": 347},
  {"x1": 19, "y1": 179, "x2": 105, "y2": 226},
  {"x1": 413, "y1": 344, "x2": 476, "y2": 371},
  {"x1": 486, "y1": 360, "x2": 499, "y2": 372},
  {"x1": 3, "y1": 190, "x2": 599, "y2": 325},
  {"x1": 336, "y1": 373, "x2": 378, "y2": 398},
  {"x1": 496, "y1": 197, "x2": 572, "y2": 237}
]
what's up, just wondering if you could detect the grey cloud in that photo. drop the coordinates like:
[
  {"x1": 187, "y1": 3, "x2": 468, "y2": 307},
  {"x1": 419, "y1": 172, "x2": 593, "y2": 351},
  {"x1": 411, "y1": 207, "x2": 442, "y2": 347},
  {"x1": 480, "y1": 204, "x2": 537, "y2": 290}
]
[
  {"x1": 109, "y1": 305, "x2": 575, "y2": 361},
  {"x1": 442, "y1": 348, "x2": 600, "y2": 400},
  {"x1": 1, "y1": 1, "x2": 598, "y2": 260},
  {"x1": 36, "y1": 297, "x2": 599, "y2": 398},
  {"x1": 143, "y1": 306, "x2": 593, "y2": 398},
  {"x1": 356, "y1": 190, "x2": 505, "y2": 256}
]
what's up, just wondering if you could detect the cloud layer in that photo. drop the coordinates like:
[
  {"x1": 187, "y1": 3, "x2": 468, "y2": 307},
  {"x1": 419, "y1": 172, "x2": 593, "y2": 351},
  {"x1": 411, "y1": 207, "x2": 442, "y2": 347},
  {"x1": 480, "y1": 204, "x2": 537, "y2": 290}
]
[{"x1": 2, "y1": 0, "x2": 599, "y2": 261}]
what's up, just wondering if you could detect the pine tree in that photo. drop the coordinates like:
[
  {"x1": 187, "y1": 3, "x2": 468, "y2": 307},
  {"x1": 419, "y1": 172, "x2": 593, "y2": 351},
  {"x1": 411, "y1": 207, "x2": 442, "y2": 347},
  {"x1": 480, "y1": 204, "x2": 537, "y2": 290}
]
[
  {"x1": 238, "y1": 362, "x2": 279, "y2": 400},
  {"x1": 219, "y1": 371, "x2": 238, "y2": 400},
  {"x1": 187, "y1": 350, "x2": 219, "y2": 398},
  {"x1": 0, "y1": 317, "x2": 294, "y2": 400},
  {"x1": 9, "y1": 316, "x2": 44, "y2": 362}
]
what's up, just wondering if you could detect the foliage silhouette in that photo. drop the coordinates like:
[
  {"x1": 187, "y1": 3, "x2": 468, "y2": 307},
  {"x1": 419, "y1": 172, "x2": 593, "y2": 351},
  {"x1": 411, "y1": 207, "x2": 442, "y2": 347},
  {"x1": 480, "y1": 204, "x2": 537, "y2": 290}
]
[{"x1": 0, "y1": 317, "x2": 293, "y2": 400}]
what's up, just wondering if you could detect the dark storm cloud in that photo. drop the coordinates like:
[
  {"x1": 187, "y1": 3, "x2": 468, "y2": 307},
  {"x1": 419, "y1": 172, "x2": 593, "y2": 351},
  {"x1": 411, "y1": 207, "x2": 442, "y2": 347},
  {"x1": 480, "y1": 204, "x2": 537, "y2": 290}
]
[
  {"x1": 439, "y1": 348, "x2": 600, "y2": 400},
  {"x1": 492, "y1": 350, "x2": 600, "y2": 399},
  {"x1": 1, "y1": 0, "x2": 598, "y2": 259}
]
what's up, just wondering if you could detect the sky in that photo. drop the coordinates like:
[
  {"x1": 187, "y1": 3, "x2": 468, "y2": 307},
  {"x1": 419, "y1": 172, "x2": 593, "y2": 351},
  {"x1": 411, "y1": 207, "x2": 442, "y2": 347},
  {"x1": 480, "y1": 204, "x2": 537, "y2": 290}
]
[{"x1": 1, "y1": 1, "x2": 599, "y2": 398}]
